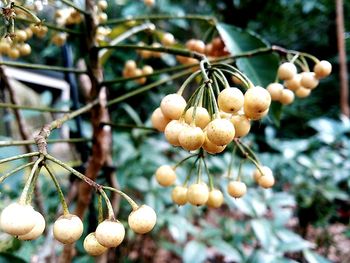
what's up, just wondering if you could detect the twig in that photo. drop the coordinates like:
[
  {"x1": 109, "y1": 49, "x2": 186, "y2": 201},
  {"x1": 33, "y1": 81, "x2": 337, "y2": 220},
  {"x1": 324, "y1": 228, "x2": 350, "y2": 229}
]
[
  {"x1": 0, "y1": 61, "x2": 86, "y2": 74},
  {"x1": 0, "y1": 138, "x2": 91, "y2": 147},
  {"x1": 0, "y1": 102, "x2": 70, "y2": 113}
]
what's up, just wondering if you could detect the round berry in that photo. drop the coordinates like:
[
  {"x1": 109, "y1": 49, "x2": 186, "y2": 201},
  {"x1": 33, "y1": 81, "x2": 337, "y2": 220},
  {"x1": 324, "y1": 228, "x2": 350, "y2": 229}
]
[
  {"x1": 206, "y1": 189, "x2": 224, "y2": 208},
  {"x1": 53, "y1": 214, "x2": 83, "y2": 244},
  {"x1": 18, "y1": 211, "x2": 45, "y2": 240},
  {"x1": 164, "y1": 120, "x2": 187, "y2": 146},
  {"x1": 151, "y1": 107, "x2": 170, "y2": 132},
  {"x1": 300, "y1": 72, "x2": 319, "y2": 89},
  {"x1": 144, "y1": 0, "x2": 155, "y2": 6},
  {"x1": 125, "y1": 60, "x2": 137, "y2": 71},
  {"x1": 206, "y1": 119, "x2": 235, "y2": 146},
  {"x1": 244, "y1": 108, "x2": 269, "y2": 120},
  {"x1": 161, "y1": 33, "x2": 175, "y2": 46},
  {"x1": 142, "y1": 65, "x2": 154, "y2": 75},
  {"x1": 84, "y1": 232, "x2": 108, "y2": 256},
  {"x1": 0, "y1": 41, "x2": 11, "y2": 54},
  {"x1": 171, "y1": 186, "x2": 188, "y2": 205},
  {"x1": 277, "y1": 62, "x2": 297, "y2": 80},
  {"x1": 0, "y1": 203, "x2": 35, "y2": 236},
  {"x1": 244, "y1": 86, "x2": 271, "y2": 114},
  {"x1": 313, "y1": 60, "x2": 332, "y2": 79},
  {"x1": 128, "y1": 205, "x2": 157, "y2": 234},
  {"x1": 230, "y1": 115, "x2": 251, "y2": 138},
  {"x1": 187, "y1": 183, "x2": 209, "y2": 206},
  {"x1": 134, "y1": 68, "x2": 147, "y2": 85},
  {"x1": 160, "y1": 94, "x2": 187, "y2": 120},
  {"x1": 155, "y1": 165, "x2": 176, "y2": 187},
  {"x1": 253, "y1": 166, "x2": 275, "y2": 188},
  {"x1": 266, "y1": 83, "x2": 283, "y2": 101},
  {"x1": 15, "y1": 30, "x2": 27, "y2": 42},
  {"x1": 253, "y1": 166, "x2": 272, "y2": 181},
  {"x1": 96, "y1": 220, "x2": 125, "y2": 248},
  {"x1": 52, "y1": 33, "x2": 67, "y2": 47},
  {"x1": 184, "y1": 106, "x2": 210, "y2": 129},
  {"x1": 8, "y1": 48, "x2": 20, "y2": 59},
  {"x1": 295, "y1": 87, "x2": 311, "y2": 98},
  {"x1": 218, "y1": 87, "x2": 244, "y2": 114},
  {"x1": 98, "y1": 0, "x2": 108, "y2": 10},
  {"x1": 178, "y1": 126, "x2": 205, "y2": 151},
  {"x1": 279, "y1": 89, "x2": 295, "y2": 105},
  {"x1": 98, "y1": 13, "x2": 108, "y2": 23},
  {"x1": 202, "y1": 132, "x2": 226, "y2": 154},
  {"x1": 284, "y1": 74, "x2": 302, "y2": 91},
  {"x1": 18, "y1": 43, "x2": 31, "y2": 56},
  {"x1": 227, "y1": 181, "x2": 247, "y2": 198}
]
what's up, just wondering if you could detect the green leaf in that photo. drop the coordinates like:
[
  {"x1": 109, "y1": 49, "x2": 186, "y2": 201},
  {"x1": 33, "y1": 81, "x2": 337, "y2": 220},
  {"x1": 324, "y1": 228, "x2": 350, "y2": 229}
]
[
  {"x1": 183, "y1": 241, "x2": 207, "y2": 263},
  {"x1": 216, "y1": 23, "x2": 279, "y2": 87},
  {"x1": 269, "y1": 102, "x2": 283, "y2": 127},
  {"x1": 0, "y1": 253, "x2": 26, "y2": 263},
  {"x1": 303, "y1": 249, "x2": 331, "y2": 263},
  {"x1": 208, "y1": 239, "x2": 242, "y2": 261}
]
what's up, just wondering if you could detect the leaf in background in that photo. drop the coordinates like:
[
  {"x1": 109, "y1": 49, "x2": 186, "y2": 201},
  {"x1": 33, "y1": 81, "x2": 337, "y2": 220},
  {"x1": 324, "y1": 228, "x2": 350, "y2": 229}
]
[
  {"x1": 216, "y1": 23, "x2": 280, "y2": 87},
  {"x1": 269, "y1": 102, "x2": 283, "y2": 127},
  {"x1": 0, "y1": 253, "x2": 26, "y2": 263},
  {"x1": 183, "y1": 241, "x2": 207, "y2": 263},
  {"x1": 303, "y1": 249, "x2": 331, "y2": 263},
  {"x1": 208, "y1": 239, "x2": 242, "y2": 261},
  {"x1": 251, "y1": 219, "x2": 273, "y2": 249}
]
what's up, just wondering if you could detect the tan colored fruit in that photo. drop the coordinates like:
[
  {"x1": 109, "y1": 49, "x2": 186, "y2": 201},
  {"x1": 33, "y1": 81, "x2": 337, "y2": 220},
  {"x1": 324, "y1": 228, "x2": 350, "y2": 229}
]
[
  {"x1": 277, "y1": 62, "x2": 297, "y2": 80},
  {"x1": 266, "y1": 83, "x2": 283, "y2": 101},
  {"x1": 0, "y1": 203, "x2": 35, "y2": 236},
  {"x1": 53, "y1": 214, "x2": 83, "y2": 244},
  {"x1": 151, "y1": 42, "x2": 162, "y2": 57},
  {"x1": 98, "y1": 13, "x2": 108, "y2": 23},
  {"x1": 253, "y1": 166, "x2": 275, "y2": 188},
  {"x1": 206, "y1": 189, "x2": 224, "y2": 208},
  {"x1": 187, "y1": 183, "x2": 209, "y2": 206},
  {"x1": 142, "y1": 65, "x2": 154, "y2": 75},
  {"x1": 8, "y1": 48, "x2": 20, "y2": 59},
  {"x1": 230, "y1": 115, "x2": 251, "y2": 137},
  {"x1": 164, "y1": 120, "x2": 186, "y2": 146},
  {"x1": 178, "y1": 126, "x2": 205, "y2": 151},
  {"x1": 18, "y1": 211, "x2": 45, "y2": 240},
  {"x1": 284, "y1": 74, "x2": 302, "y2": 91},
  {"x1": 98, "y1": 0, "x2": 108, "y2": 10},
  {"x1": 193, "y1": 40, "x2": 206, "y2": 53},
  {"x1": 202, "y1": 132, "x2": 226, "y2": 154},
  {"x1": 15, "y1": 30, "x2": 27, "y2": 42},
  {"x1": 125, "y1": 60, "x2": 137, "y2": 71},
  {"x1": 134, "y1": 68, "x2": 147, "y2": 85},
  {"x1": 171, "y1": 186, "x2": 188, "y2": 205},
  {"x1": 18, "y1": 43, "x2": 31, "y2": 56},
  {"x1": 300, "y1": 72, "x2": 319, "y2": 89},
  {"x1": 218, "y1": 87, "x2": 244, "y2": 113},
  {"x1": 160, "y1": 93, "x2": 187, "y2": 120},
  {"x1": 253, "y1": 166, "x2": 272, "y2": 181},
  {"x1": 243, "y1": 86, "x2": 271, "y2": 114},
  {"x1": 227, "y1": 181, "x2": 247, "y2": 198},
  {"x1": 128, "y1": 205, "x2": 157, "y2": 234},
  {"x1": 0, "y1": 41, "x2": 11, "y2": 54},
  {"x1": 96, "y1": 220, "x2": 125, "y2": 247},
  {"x1": 184, "y1": 106, "x2": 210, "y2": 129},
  {"x1": 52, "y1": 33, "x2": 67, "y2": 47},
  {"x1": 206, "y1": 119, "x2": 235, "y2": 146},
  {"x1": 232, "y1": 75, "x2": 244, "y2": 86},
  {"x1": 313, "y1": 60, "x2": 332, "y2": 79},
  {"x1": 244, "y1": 107, "x2": 269, "y2": 120},
  {"x1": 25, "y1": 28, "x2": 33, "y2": 39},
  {"x1": 295, "y1": 87, "x2": 311, "y2": 98},
  {"x1": 144, "y1": 0, "x2": 155, "y2": 6},
  {"x1": 151, "y1": 107, "x2": 170, "y2": 132},
  {"x1": 279, "y1": 89, "x2": 295, "y2": 105},
  {"x1": 155, "y1": 165, "x2": 176, "y2": 187},
  {"x1": 161, "y1": 33, "x2": 175, "y2": 46},
  {"x1": 84, "y1": 233, "x2": 108, "y2": 256}
]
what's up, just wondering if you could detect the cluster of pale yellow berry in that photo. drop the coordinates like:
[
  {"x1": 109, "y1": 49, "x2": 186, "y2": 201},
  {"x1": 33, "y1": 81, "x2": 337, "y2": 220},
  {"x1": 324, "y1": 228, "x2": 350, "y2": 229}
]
[
  {"x1": 0, "y1": 201, "x2": 156, "y2": 257},
  {"x1": 267, "y1": 60, "x2": 332, "y2": 105},
  {"x1": 122, "y1": 60, "x2": 154, "y2": 84},
  {"x1": 154, "y1": 163, "x2": 275, "y2": 208}
]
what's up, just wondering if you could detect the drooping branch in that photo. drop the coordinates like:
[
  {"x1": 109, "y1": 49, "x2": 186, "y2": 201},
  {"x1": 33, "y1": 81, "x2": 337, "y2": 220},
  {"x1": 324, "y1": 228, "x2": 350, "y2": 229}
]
[{"x1": 0, "y1": 61, "x2": 87, "y2": 73}]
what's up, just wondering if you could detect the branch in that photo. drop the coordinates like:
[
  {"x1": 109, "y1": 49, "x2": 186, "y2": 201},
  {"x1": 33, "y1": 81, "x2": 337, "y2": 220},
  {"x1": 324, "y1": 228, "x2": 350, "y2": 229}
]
[
  {"x1": 0, "y1": 102, "x2": 70, "y2": 113},
  {"x1": 0, "y1": 138, "x2": 91, "y2": 147},
  {"x1": 0, "y1": 61, "x2": 86, "y2": 74},
  {"x1": 100, "y1": 122, "x2": 157, "y2": 131},
  {"x1": 0, "y1": 152, "x2": 39, "y2": 164},
  {"x1": 101, "y1": 14, "x2": 216, "y2": 26}
]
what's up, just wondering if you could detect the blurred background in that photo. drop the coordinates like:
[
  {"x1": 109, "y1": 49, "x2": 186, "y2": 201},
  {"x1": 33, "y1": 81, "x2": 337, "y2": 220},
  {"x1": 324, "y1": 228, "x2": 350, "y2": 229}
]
[{"x1": 0, "y1": 0, "x2": 349, "y2": 262}]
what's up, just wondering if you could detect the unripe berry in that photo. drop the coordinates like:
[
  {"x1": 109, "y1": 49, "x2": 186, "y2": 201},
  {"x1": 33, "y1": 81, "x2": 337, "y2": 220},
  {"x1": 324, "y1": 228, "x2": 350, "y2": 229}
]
[
  {"x1": 134, "y1": 68, "x2": 147, "y2": 85},
  {"x1": 284, "y1": 74, "x2": 302, "y2": 91},
  {"x1": 206, "y1": 119, "x2": 235, "y2": 146},
  {"x1": 206, "y1": 189, "x2": 224, "y2": 208},
  {"x1": 151, "y1": 107, "x2": 170, "y2": 132},
  {"x1": 96, "y1": 220, "x2": 125, "y2": 247},
  {"x1": 202, "y1": 132, "x2": 226, "y2": 154},
  {"x1": 0, "y1": 203, "x2": 35, "y2": 236},
  {"x1": 124, "y1": 60, "x2": 137, "y2": 71},
  {"x1": 25, "y1": 28, "x2": 33, "y2": 39},
  {"x1": 277, "y1": 62, "x2": 297, "y2": 80},
  {"x1": 300, "y1": 72, "x2": 319, "y2": 89},
  {"x1": 0, "y1": 41, "x2": 11, "y2": 54},
  {"x1": 142, "y1": 65, "x2": 154, "y2": 75},
  {"x1": 98, "y1": 0, "x2": 108, "y2": 10},
  {"x1": 178, "y1": 126, "x2": 205, "y2": 151},
  {"x1": 244, "y1": 86, "x2": 271, "y2": 114},
  {"x1": 53, "y1": 214, "x2": 83, "y2": 244},
  {"x1": 227, "y1": 181, "x2": 247, "y2": 198},
  {"x1": 160, "y1": 94, "x2": 187, "y2": 120},
  {"x1": 151, "y1": 42, "x2": 162, "y2": 58},
  {"x1": 161, "y1": 33, "x2": 175, "y2": 46},
  {"x1": 98, "y1": 13, "x2": 108, "y2": 23},
  {"x1": 266, "y1": 83, "x2": 283, "y2": 101},
  {"x1": 313, "y1": 60, "x2": 332, "y2": 79},
  {"x1": 8, "y1": 48, "x2": 20, "y2": 59},
  {"x1": 155, "y1": 165, "x2": 176, "y2": 187},
  {"x1": 253, "y1": 166, "x2": 273, "y2": 182},
  {"x1": 184, "y1": 106, "x2": 210, "y2": 129},
  {"x1": 144, "y1": 0, "x2": 155, "y2": 6},
  {"x1": 128, "y1": 205, "x2": 157, "y2": 234},
  {"x1": 52, "y1": 33, "x2": 67, "y2": 47},
  {"x1": 218, "y1": 87, "x2": 244, "y2": 113},
  {"x1": 18, "y1": 43, "x2": 31, "y2": 56},
  {"x1": 230, "y1": 115, "x2": 251, "y2": 138},
  {"x1": 15, "y1": 30, "x2": 27, "y2": 42},
  {"x1": 84, "y1": 233, "x2": 108, "y2": 256},
  {"x1": 295, "y1": 87, "x2": 311, "y2": 98},
  {"x1": 164, "y1": 120, "x2": 187, "y2": 146},
  {"x1": 187, "y1": 183, "x2": 209, "y2": 206},
  {"x1": 18, "y1": 211, "x2": 45, "y2": 240},
  {"x1": 244, "y1": 108, "x2": 269, "y2": 120},
  {"x1": 171, "y1": 186, "x2": 188, "y2": 205},
  {"x1": 253, "y1": 166, "x2": 275, "y2": 188},
  {"x1": 279, "y1": 89, "x2": 295, "y2": 105}
]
